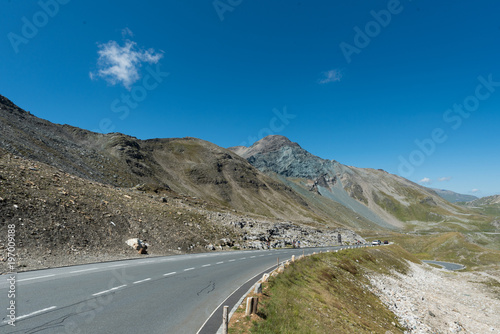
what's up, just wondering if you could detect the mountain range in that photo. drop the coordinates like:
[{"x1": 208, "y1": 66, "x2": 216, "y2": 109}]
[
  {"x1": 0, "y1": 94, "x2": 495, "y2": 235},
  {"x1": 230, "y1": 136, "x2": 488, "y2": 231}
]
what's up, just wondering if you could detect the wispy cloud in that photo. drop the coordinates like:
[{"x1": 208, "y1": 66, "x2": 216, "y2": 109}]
[
  {"x1": 319, "y1": 69, "x2": 342, "y2": 84},
  {"x1": 90, "y1": 30, "x2": 163, "y2": 90},
  {"x1": 419, "y1": 177, "x2": 431, "y2": 184},
  {"x1": 471, "y1": 188, "x2": 480, "y2": 193},
  {"x1": 121, "y1": 27, "x2": 134, "y2": 39},
  {"x1": 438, "y1": 177, "x2": 452, "y2": 182}
]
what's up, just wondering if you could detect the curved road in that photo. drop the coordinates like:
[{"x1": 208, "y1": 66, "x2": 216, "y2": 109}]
[
  {"x1": 1, "y1": 245, "x2": 365, "y2": 334},
  {"x1": 422, "y1": 260, "x2": 466, "y2": 271}
]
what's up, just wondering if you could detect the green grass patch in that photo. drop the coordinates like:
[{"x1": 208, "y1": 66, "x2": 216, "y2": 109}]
[
  {"x1": 247, "y1": 246, "x2": 417, "y2": 333},
  {"x1": 372, "y1": 190, "x2": 443, "y2": 222}
]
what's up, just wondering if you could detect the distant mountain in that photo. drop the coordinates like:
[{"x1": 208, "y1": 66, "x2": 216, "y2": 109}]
[
  {"x1": 466, "y1": 195, "x2": 500, "y2": 206},
  {"x1": 230, "y1": 135, "x2": 475, "y2": 230},
  {"x1": 460, "y1": 195, "x2": 500, "y2": 231},
  {"x1": 428, "y1": 188, "x2": 478, "y2": 203}
]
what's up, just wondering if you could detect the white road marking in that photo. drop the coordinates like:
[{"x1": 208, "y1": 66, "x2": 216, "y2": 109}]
[
  {"x1": 109, "y1": 263, "x2": 127, "y2": 268},
  {"x1": 202, "y1": 264, "x2": 211, "y2": 267},
  {"x1": 133, "y1": 278, "x2": 151, "y2": 284},
  {"x1": 216, "y1": 261, "x2": 224, "y2": 264},
  {"x1": 18, "y1": 274, "x2": 55, "y2": 282},
  {"x1": 240, "y1": 257, "x2": 246, "y2": 260},
  {"x1": 138, "y1": 261, "x2": 153, "y2": 264},
  {"x1": 259, "y1": 255, "x2": 265, "y2": 257},
  {"x1": 250, "y1": 256, "x2": 256, "y2": 258},
  {"x1": 70, "y1": 268, "x2": 98, "y2": 274},
  {"x1": 92, "y1": 290, "x2": 110, "y2": 296},
  {"x1": 184, "y1": 268, "x2": 195, "y2": 271},
  {"x1": 163, "y1": 272, "x2": 176, "y2": 276},
  {"x1": 92, "y1": 285, "x2": 126, "y2": 296},
  {"x1": 13, "y1": 306, "x2": 57, "y2": 321},
  {"x1": 228, "y1": 259, "x2": 235, "y2": 262}
]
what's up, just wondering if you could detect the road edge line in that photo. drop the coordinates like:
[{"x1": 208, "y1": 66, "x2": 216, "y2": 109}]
[{"x1": 196, "y1": 263, "x2": 278, "y2": 334}]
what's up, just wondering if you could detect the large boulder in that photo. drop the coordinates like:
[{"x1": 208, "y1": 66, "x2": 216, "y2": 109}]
[{"x1": 125, "y1": 238, "x2": 148, "y2": 254}]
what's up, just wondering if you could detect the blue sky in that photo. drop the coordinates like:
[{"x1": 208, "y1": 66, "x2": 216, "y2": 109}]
[{"x1": 2, "y1": 0, "x2": 500, "y2": 196}]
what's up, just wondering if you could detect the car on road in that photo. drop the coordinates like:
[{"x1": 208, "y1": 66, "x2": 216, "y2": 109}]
[{"x1": 371, "y1": 240, "x2": 381, "y2": 245}]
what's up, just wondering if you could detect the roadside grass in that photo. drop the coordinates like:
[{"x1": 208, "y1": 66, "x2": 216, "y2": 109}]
[{"x1": 230, "y1": 245, "x2": 417, "y2": 334}]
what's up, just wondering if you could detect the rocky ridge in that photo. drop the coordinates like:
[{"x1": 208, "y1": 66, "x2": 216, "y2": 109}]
[
  {"x1": 231, "y1": 135, "x2": 480, "y2": 230},
  {"x1": 466, "y1": 195, "x2": 500, "y2": 206}
]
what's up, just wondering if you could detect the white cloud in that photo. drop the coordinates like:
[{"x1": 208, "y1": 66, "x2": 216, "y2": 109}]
[
  {"x1": 90, "y1": 32, "x2": 163, "y2": 90},
  {"x1": 438, "y1": 177, "x2": 452, "y2": 182},
  {"x1": 419, "y1": 177, "x2": 431, "y2": 184},
  {"x1": 319, "y1": 69, "x2": 342, "y2": 84},
  {"x1": 471, "y1": 189, "x2": 480, "y2": 193}
]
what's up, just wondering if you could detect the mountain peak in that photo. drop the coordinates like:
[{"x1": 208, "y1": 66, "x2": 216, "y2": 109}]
[
  {"x1": 248, "y1": 135, "x2": 299, "y2": 154},
  {"x1": 229, "y1": 135, "x2": 300, "y2": 158},
  {"x1": 256, "y1": 134, "x2": 295, "y2": 146}
]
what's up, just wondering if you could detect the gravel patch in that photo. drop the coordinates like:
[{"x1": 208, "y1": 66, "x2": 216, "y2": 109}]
[{"x1": 367, "y1": 262, "x2": 500, "y2": 333}]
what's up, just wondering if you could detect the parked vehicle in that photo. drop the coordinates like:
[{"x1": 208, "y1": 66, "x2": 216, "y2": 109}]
[{"x1": 371, "y1": 240, "x2": 381, "y2": 245}]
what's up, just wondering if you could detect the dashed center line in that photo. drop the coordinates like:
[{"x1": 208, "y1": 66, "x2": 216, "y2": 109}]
[
  {"x1": 228, "y1": 259, "x2": 235, "y2": 262},
  {"x1": 133, "y1": 278, "x2": 151, "y2": 284},
  {"x1": 18, "y1": 274, "x2": 55, "y2": 282},
  {"x1": 92, "y1": 285, "x2": 127, "y2": 296},
  {"x1": 202, "y1": 264, "x2": 211, "y2": 267},
  {"x1": 250, "y1": 256, "x2": 256, "y2": 258},
  {"x1": 216, "y1": 261, "x2": 224, "y2": 264},
  {"x1": 11, "y1": 306, "x2": 57, "y2": 322},
  {"x1": 163, "y1": 272, "x2": 176, "y2": 276},
  {"x1": 240, "y1": 257, "x2": 246, "y2": 260},
  {"x1": 184, "y1": 268, "x2": 195, "y2": 272}
]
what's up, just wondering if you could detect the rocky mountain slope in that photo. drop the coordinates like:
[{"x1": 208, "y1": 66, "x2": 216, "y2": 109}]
[
  {"x1": 230, "y1": 135, "x2": 482, "y2": 230},
  {"x1": 0, "y1": 95, "x2": 323, "y2": 224}
]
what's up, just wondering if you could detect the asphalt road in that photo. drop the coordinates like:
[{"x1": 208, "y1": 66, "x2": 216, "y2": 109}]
[
  {"x1": 0, "y1": 245, "x2": 366, "y2": 334},
  {"x1": 422, "y1": 260, "x2": 466, "y2": 271}
]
